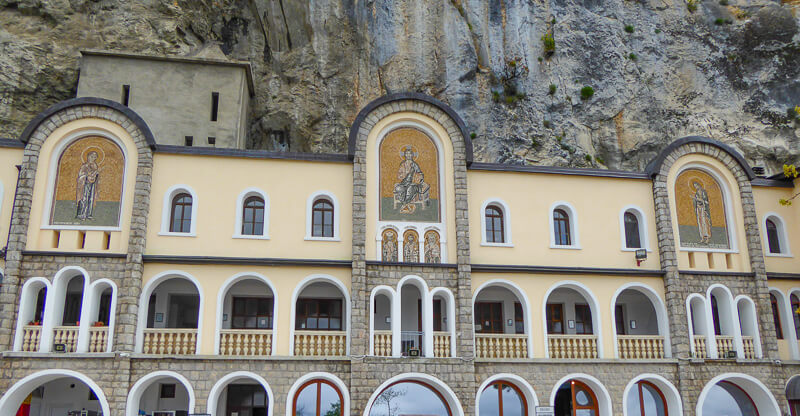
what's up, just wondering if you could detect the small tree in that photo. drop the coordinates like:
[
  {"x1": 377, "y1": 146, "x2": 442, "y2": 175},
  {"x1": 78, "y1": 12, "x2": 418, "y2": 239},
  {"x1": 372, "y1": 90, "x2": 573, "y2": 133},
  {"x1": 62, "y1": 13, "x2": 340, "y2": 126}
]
[
  {"x1": 375, "y1": 387, "x2": 406, "y2": 416},
  {"x1": 779, "y1": 164, "x2": 800, "y2": 205}
]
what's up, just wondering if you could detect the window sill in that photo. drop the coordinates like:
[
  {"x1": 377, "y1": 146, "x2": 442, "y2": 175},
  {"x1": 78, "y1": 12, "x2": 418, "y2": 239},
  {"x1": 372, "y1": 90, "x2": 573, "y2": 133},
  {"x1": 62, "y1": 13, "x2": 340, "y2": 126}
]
[
  {"x1": 232, "y1": 234, "x2": 271, "y2": 240},
  {"x1": 158, "y1": 231, "x2": 197, "y2": 237},
  {"x1": 481, "y1": 241, "x2": 514, "y2": 247},
  {"x1": 620, "y1": 247, "x2": 652, "y2": 252},
  {"x1": 550, "y1": 244, "x2": 581, "y2": 250},
  {"x1": 679, "y1": 247, "x2": 738, "y2": 254},
  {"x1": 765, "y1": 252, "x2": 793, "y2": 258},
  {"x1": 304, "y1": 236, "x2": 341, "y2": 242}
]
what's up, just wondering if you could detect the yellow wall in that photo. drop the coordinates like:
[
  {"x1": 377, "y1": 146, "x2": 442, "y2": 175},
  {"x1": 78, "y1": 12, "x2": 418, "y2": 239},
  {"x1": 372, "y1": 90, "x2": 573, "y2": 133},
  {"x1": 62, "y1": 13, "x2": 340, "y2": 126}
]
[
  {"x1": 468, "y1": 171, "x2": 661, "y2": 269},
  {"x1": 146, "y1": 154, "x2": 352, "y2": 260},
  {"x1": 141, "y1": 263, "x2": 351, "y2": 355},
  {"x1": 666, "y1": 154, "x2": 750, "y2": 272},
  {"x1": 364, "y1": 112, "x2": 458, "y2": 262},
  {"x1": 0, "y1": 146, "x2": 23, "y2": 267},
  {"x1": 26, "y1": 118, "x2": 139, "y2": 253},
  {"x1": 752, "y1": 185, "x2": 800, "y2": 273},
  {"x1": 765, "y1": 279, "x2": 800, "y2": 361},
  {"x1": 472, "y1": 272, "x2": 667, "y2": 359}
]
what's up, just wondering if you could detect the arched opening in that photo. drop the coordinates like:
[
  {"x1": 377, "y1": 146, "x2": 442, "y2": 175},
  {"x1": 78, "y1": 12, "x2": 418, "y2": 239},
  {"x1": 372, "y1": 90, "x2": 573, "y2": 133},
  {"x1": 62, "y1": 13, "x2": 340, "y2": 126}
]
[
  {"x1": 431, "y1": 291, "x2": 451, "y2": 357},
  {"x1": 697, "y1": 374, "x2": 780, "y2": 415},
  {"x1": 312, "y1": 198, "x2": 335, "y2": 238},
  {"x1": 791, "y1": 293, "x2": 800, "y2": 341},
  {"x1": 293, "y1": 379, "x2": 343, "y2": 416},
  {"x1": 83, "y1": 280, "x2": 115, "y2": 353},
  {"x1": 545, "y1": 285, "x2": 599, "y2": 359},
  {"x1": 474, "y1": 283, "x2": 529, "y2": 358},
  {"x1": 219, "y1": 277, "x2": 275, "y2": 356},
  {"x1": 0, "y1": 371, "x2": 109, "y2": 416},
  {"x1": 623, "y1": 211, "x2": 642, "y2": 249},
  {"x1": 371, "y1": 288, "x2": 393, "y2": 356},
  {"x1": 709, "y1": 287, "x2": 737, "y2": 358},
  {"x1": 478, "y1": 380, "x2": 527, "y2": 416},
  {"x1": 293, "y1": 279, "x2": 348, "y2": 357},
  {"x1": 786, "y1": 375, "x2": 800, "y2": 415},
  {"x1": 14, "y1": 279, "x2": 49, "y2": 352},
  {"x1": 142, "y1": 276, "x2": 201, "y2": 354},
  {"x1": 50, "y1": 273, "x2": 87, "y2": 353},
  {"x1": 208, "y1": 372, "x2": 272, "y2": 416},
  {"x1": 400, "y1": 281, "x2": 426, "y2": 356},
  {"x1": 614, "y1": 287, "x2": 668, "y2": 359},
  {"x1": 368, "y1": 380, "x2": 451, "y2": 416},
  {"x1": 625, "y1": 380, "x2": 667, "y2": 416},
  {"x1": 128, "y1": 372, "x2": 194, "y2": 416},
  {"x1": 554, "y1": 380, "x2": 600, "y2": 416},
  {"x1": 764, "y1": 214, "x2": 790, "y2": 256},
  {"x1": 484, "y1": 204, "x2": 505, "y2": 244},
  {"x1": 169, "y1": 192, "x2": 194, "y2": 233},
  {"x1": 736, "y1": 297, "x2": 761, "y2": 359},
  {"x1": 688, "y1": 295, "x2": 710, "y2": 358}
]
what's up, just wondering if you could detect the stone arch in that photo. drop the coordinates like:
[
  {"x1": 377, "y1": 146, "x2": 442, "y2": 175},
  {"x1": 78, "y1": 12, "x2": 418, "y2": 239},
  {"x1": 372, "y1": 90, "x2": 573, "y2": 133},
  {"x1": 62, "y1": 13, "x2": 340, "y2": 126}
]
[
  {"x1": 285, "y1": 372, "x2": 350, "y2": 416},
  {"x1": 126, "y1": 370, "x2": 195, "y2": 416},
  {"x1": 289, "y1": 274, "x2": 351, "y2": 355},
  {"x1": 548, "y1": 373, "x2": 613, "y2": 416},
  {"x1": 0, "y1": 369, "x2": 111, "y2": 416},
  {"x1": 696, "y1": 373, "x2": 780, "y2": 415},
  {"x1": 542, "y1": 281, "x2": 603, "y2": 358},
  {"x1": 363, "y1": 372, "x2": 464, "y2": 416},
  {"x1": 214, "y1": 272, "x2": 279, "y2": 355},
  {"x1": 621, "y1": 374, "x2": 682, "y2": 416},
  {"x1": 610, "y1": 282, "x2": 672, "y2": 358},
  {"x1": 206, "y1": 371, "x2": 275, "y2": 416},
  {"x1": 475, "y1": 373, "x2": 539, "y2": 415},
  {"x1": 472, "y1": 279, "x2": 534, "y2": 358}
]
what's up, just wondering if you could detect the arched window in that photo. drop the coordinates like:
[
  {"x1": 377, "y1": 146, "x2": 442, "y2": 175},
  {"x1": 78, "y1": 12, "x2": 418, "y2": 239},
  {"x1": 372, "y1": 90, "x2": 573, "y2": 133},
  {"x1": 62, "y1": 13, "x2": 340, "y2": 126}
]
[
  {"x1": 764, "y1": 215, "x2": 789, "y2": 255},
  {"x1": 626, "y1": 380, "x2": 668, "y2": 416},
  {"x1": 478, "y1": 380, "x2": 527, "y2": 416},
  {"x1": 770, "y1": 293, "x2": 783, "y2": 340},
  {"x1": 242, "y1": 196, "x2": 265, "y2": 236},
  {"x1": 368, "y1": 380, "x2": 451, "y2": 416},
  {"x1": 624, "y1": 212, "x2": 642, "y2": 249},
  {"x1": 312, "y1": 198, "x2": 334, "y2": 238},
  {"x1": 711, "y1": 294, "x2": 722, "y2": 336},
  {"x1": 554, "y1": 380, "x2": 599, "y2": 416},
  {"x1": 786, "y1": 376, "x2": 800, "y2": 416},
  {"x1": 553, "y1": 209, "x2": 571, "y2": 246},
  {"x1": 793, "y1": 294, "x2": 800, "y2": 340},
  {"x1": 293, "y1": 379, "x2": 343, "y2": 416},
  {"x1": 701, "y1": 381, "x2": 758, "y2": 416},
  {"x1": 485, "y1": 205, "x2": 505, "y2": 244},
  {"x1": 170, "y1": 193, "x2": 193, "y2": 233},
  {"x1": 766, "y1": 219, "x2": 780, "y2": 253}
]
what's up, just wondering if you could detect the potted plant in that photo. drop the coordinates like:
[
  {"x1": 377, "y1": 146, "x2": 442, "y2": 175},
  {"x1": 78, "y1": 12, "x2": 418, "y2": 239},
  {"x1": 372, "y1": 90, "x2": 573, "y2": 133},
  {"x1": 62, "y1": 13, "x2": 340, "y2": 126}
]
[{"x1": 92, "y1": 321, "x2": 105, "y2": 327}]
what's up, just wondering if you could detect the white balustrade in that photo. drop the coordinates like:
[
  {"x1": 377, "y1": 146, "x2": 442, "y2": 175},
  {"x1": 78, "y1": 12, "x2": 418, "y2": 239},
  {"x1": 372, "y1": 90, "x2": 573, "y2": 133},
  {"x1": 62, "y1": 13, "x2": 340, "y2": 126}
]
[
  {"x1": 617, "y1": 335, "x2": 665, "y2": 359},
  {"x1": 219, "y1": 329, "x2": 273, "y2": 356},
  {"x1": 476, "y1": 333, "x2": 529, "y2": 359},
  {"x1": 548, "y1": 334, "x2": 598, "y2": 359},
  {"x1": 433, "y1": 331, "x2": 451, "y2": 358},
  {"x1": 716, "y1": 335, "x2": 736, "y2": 358},
  {"x1": 373, "y1": 330, "x2": 392, "y2": 356},
  {"x1": 22, "y1": 325, "x2": 42, "y2": 352},
  {"x1": 742, "y1": 336, "x2": 756, "y2": 359},
  {"x1": 143, "y1": 329, "x2": 197, "y2": 355},
  {"x1": 88, "y1": 326, "x2": 109, "y2": 353},
  {"x1": 693, "y1": 336, "x2": 707, "y2": 358},
  {"x1": 294, "y1": 330, "x2": 347, "y2": 356},
  {"x1": 53, "y1": 326, "x2": 79, "y2": 353}
]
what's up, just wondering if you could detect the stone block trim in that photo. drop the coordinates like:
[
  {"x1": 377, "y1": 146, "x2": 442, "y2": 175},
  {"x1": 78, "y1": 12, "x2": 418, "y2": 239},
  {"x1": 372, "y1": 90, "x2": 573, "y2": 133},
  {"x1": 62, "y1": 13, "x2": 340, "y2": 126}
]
[
  {"x1": 349, "y1": 95, "x2": 474, "y2": 360},
  {"x1": 0, "y1": 102, "x2": 154, "y2": 352},
  {"x1": 650, "y1": 139, "x2": 777, "y2": 361}
]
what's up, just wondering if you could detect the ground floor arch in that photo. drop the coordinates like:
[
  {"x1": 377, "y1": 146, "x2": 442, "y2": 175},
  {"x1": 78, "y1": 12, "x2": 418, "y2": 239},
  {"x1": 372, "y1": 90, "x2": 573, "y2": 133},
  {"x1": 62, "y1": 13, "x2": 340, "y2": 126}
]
[
  {"x1": 696, "y1": 373, "x2": 780, "y2": 416},
  {"x1": 207, "y1": 371, "x2": 274, "y2": 416},
  {"x1": 364, "y1": 373, "x2": 464, "y2": 416},
  {"x1": 126, "y1": 370, "x2": 195, "y2": 416},
  {"x1": 550, "y1": 374, "x2": 612, "y2": 416},
  {"x1": 0, "y1": 369, "x2": 110, "y2": 416}
]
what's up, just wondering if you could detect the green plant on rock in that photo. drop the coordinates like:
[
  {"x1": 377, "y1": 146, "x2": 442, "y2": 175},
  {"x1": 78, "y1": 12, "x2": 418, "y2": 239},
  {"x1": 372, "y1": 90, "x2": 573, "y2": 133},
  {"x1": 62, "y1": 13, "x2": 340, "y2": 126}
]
[
  {"x1": 584, "y1": 154, "x2": 593, "y2": 162},
  {"x1": 624, "y1": 25, "x2": 635, "y2": 33},
  {"x1": 687, "y1": 0, "x2": 698, "y2": 12},
  {"x1": 549, "y1": 84, "x2": 557, "y2": 95},
  {"x1": 580, "y1": 86, "x2": 595, "y2": 100},
  {"x1": 719, "y1": 0, "x2": 728, "y2": 5},
  {"x1": 595, "y1": 156, "x2": 606, "y2": 165},
  {"x1": 470, "y1": 132, "x2": 477, "y2": 139},
  {"x1": 714, "y1": 17, "x2": 725, "y2": 24},
  {"x1": 542, "y1": 33, "x2": 556, "y2": 56},
  {"x1": 492, "y1": 91, "x2": 501, "y2": 102},
  {"x1": 543, "y1": 119, "x2": 552, "y2": 128},
  {"x1": 493, "y1": 57, "x2": 529, "y2": 106},
  {"x1": 628, "y1": 53, "x2": 638, "y2": 61}
]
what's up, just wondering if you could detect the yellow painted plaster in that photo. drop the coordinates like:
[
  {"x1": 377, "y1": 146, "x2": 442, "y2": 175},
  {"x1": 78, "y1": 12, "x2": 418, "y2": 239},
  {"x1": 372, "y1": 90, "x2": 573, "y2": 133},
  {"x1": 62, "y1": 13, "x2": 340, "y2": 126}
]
[
  {"x1": 0, "y1": 146, "x2": 24, "y2": 267},
  {"x1": 752, "y1": 185, "x2": 800, "y2": 273}
]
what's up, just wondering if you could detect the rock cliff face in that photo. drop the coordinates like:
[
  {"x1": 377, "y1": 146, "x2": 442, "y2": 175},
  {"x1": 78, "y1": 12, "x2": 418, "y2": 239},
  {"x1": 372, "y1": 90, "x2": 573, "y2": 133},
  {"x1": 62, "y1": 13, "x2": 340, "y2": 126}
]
[{"x1": 1, "y1": 0, "x2": 798, "y2": 171}]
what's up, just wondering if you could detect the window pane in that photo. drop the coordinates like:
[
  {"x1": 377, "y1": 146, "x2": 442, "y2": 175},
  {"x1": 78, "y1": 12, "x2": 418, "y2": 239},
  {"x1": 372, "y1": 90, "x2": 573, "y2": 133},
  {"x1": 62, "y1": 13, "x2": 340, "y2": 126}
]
[
  {"x1": 368, "y1": 382, "x2": 449, "y2": 416},
  {"x1": 478, "y1": 384, "x2": 500, "y2": 415},
  {"x1": 319, "y1": 383, "x2": 341, "y2": 416},
  {"x1": 767, "y1": 219, "x2": 781, "y2": 253},
  {"x1": 625, "y1": 212, "x2": 642, "y2": 249},
  {"x1": 640, "y1": 383, "x2": 667, "y2": 416},
  {"x1": 701, "y1": 382, "x2": 757, "y2": 416},
  {"x1": 500, "y1": 384, "x2": 524, "y2": 416},
  {"x1": 295, "y1": 384, "x2": 318, "y2": 416},
  {"x1": 626, "y1": 384, "x2": 642, "y2": 416}
]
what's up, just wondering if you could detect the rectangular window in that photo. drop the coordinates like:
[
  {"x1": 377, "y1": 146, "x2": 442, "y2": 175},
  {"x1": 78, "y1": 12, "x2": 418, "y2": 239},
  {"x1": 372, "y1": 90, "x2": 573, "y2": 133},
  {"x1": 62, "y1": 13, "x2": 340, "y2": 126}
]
[
  {"x1": 771, "y1": 295, "x2": 784, "y2": 339},
  {"x1": 208, "y1": 137, "x2": 216, "y2": 146},
  {"x1": 211, "y1": 92, "x2": 219, "y2": 122},
  {"x1": 514, "y1": 302, "x2": 524, "y2": 334},
  {"x1": 295, "y1": 298, "x2": 343, "y2": 330},
  {"x1": 226, "y1": 384, "x2": 267, "y2": 416},
  {"x1": 711, "y1": 296, "x2": 722, "y2": 336},
  {"x1": 546, "y1": 303, "x2": 564, "y2": 334},
  {"x1": 121, "y1": 85, "x2": 130, "y2": 106},
  {"x1": 167, "y1": 294, "x2": 199, "y2": 329},
  {"x1": 185, "y1": 136, "x2": 194, "y2": 146},
  {"x1": 62, "y1": 292, "x2": 83, "y2": 326},
  {"x1": 615, "y1": 304, "x2": 626, "y2": 335},
  {"x1": 97, "y1": 293, "x2": 111, "y2": 325},
  {"x1": 433, "y1": 299, "x2": 442, "y2": 332},
  {"x1": 160, "y1": 383, "x2": 176, "y2": 399},
  {"x1": 574, "y1": 304, "x2": 593, "y2": 335},
  {"x1": 474, "y1": 302, "x2": 503, "y2": 334},
  {"x1": 232, "y1": 297, "x2": 273, "y2": 329}
]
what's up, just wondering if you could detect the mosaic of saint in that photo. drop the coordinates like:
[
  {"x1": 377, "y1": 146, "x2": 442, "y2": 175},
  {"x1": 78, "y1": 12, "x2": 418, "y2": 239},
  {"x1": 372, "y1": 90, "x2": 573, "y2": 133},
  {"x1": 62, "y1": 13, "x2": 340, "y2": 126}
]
[
  {"x1": 403, "y1": 229, "x2": 420, "y2": 263},
  {"x1": 50, "y1": 136, "x2": 124, "y2": 227},
  {"x1": 382, "y1": 228, "x2": 399, "y2": 262},
  {"x1": 380, "y1": 128, "x2": 440, "y2": 222},
  {"x1": 675, "y1": 169, "x2": 729, "y2": 249},
  {"x1": 424, "y1": 230, "x2": 441, "y2": 264}
]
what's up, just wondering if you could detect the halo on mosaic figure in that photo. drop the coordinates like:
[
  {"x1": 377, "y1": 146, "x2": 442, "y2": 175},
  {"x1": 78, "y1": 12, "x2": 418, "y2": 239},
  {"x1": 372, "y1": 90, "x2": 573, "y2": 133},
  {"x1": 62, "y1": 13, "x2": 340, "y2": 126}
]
[{"x1": 81, "y1": 145, "x2": 105, "y2": 165}]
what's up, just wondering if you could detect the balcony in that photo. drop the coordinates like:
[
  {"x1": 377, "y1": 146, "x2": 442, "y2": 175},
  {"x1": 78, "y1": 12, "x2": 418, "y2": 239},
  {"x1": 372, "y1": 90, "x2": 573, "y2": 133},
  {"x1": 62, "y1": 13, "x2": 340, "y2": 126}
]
[
  {"x1": 142, "y1": 328, "x2": 197, "y2": 355},
  {"x1": 53, "y1": 326, "x2": 79, "y2": 353},
  {"x1": 293, "y1": 330, "x2": 347, "y2": 356},
  {"x1": 742, "y1": 336, "x2": 756, "y2": 359},
  {"x1": 88, "y1": 326, "x2": 109, "y2": 353},
  {"x1": 476, "y1": 333, "x2": 528, "y2": 359},
  {"x1": 219, "y1": 329, "x2": 273, "y2": 356},
  {"x1": 433, "y1": 331, "x2": 451, "y2": 358},
  {"x1": 617, "y1": 335, "x2": 665, "y2": 359},
  {"x1": 548, "y1": 334, "x2": 598, "y2": 359},
  {"x1": 373, "y1": 330, "x2": 392, "y2": 356},
  {"x1": 21, "y1": 325, "x2": 42, "y2": 352},
  {"x1": 693, "y1": 337, "x2": 708, "y2": 358},
  {"x1": 716, "y1": 335, "x2": 736, "y2": 357}
]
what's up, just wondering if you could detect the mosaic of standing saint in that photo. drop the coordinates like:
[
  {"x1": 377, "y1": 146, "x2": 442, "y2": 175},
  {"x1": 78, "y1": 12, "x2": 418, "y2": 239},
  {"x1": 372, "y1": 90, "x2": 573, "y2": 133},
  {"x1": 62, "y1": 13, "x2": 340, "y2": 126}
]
[
  {"x1": 424, "y1": 230, "x2": 441, "y2": 264},
  {"x1": 382, "y1": 229, "x2": 399, "y2": 262},
  {"x1": 380, "y1": 128, "x2": 440, "y2": 222},
  {"x1": 403, "y1": 229, "x2": 420, "y2": 263},
  {"x1": 675, "y1": 169, "x2": 729, "y2": 249},
  {"x1": 50, "y1": 136, "x2": 125, "y2": 227}
]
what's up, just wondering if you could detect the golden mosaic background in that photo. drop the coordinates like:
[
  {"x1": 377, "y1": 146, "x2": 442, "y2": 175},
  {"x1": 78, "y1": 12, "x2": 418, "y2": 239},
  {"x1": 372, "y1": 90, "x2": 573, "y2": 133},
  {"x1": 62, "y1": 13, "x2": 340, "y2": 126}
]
[
  {"x1": 379, "y1": 127, "x2": 439, "y2": 200},
  {"x1": 53, "y1": 136, "x2": 124, "y2": 202},
  {"x1": 675, "y1": 169, "x2": 727, "y2": 228}
]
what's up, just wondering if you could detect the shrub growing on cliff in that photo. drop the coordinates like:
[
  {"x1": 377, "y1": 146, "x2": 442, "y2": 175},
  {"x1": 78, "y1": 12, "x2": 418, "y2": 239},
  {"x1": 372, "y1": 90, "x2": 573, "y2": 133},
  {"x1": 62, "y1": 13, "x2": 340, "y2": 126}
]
[
  {"x1": 541, "y1": 34, "x2": 556, "y2": 56},
  {"x1": 549, "y1": 84, "x2": 557, "y2": 95},
  {"x1": 580, "y1": 86, "x2": 595, "y2": 100},
  {"x1": 687, "y1": 0, "x2": 698, "y2": 12},
  {"x1": 624, "y1": 25, "x2": 635, "y2": 33},
  {"x1": 628, "y1": 53, "x2": 638, "y2": 61}
]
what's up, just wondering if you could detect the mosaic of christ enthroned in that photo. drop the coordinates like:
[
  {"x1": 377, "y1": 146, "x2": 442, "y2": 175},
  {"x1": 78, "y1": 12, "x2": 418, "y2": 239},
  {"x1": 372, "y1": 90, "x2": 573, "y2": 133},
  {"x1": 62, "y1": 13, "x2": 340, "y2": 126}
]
[
  {"x1": 379, "y1": 128, "x2": 440, "y2": 222},
  {"x1": 675, "y1": 168, "x2": 729, "y2": 249},
  {"x1": 50, "y1": 136, "x2": 125, "y2": 227}
]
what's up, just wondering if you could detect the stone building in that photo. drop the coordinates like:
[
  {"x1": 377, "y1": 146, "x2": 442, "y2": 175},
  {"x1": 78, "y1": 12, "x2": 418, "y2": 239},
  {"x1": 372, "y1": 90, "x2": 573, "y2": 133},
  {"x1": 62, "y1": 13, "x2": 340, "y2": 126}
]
[{"x1": 0, "y1": 51, "x2": 799, "y2": 416}]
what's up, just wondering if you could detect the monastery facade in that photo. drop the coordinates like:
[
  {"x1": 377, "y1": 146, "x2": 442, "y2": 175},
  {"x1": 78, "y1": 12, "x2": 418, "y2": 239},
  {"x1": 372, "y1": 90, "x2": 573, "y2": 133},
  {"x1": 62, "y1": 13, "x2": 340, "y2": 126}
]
[{"x1": 0, "y1": 51, "x2": 799, "y2": 415}]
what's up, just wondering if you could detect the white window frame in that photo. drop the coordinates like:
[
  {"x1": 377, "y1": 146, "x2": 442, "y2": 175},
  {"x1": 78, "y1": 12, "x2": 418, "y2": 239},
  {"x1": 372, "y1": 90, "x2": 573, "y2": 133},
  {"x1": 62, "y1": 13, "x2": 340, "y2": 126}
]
[
  {"x1": 619, "y1": 205, "x2": 651, "y2": 252},
  {"x1": 763, "y1": 212, "x2": 791, "y2": 257},
  {"x1": 549, "y1": 201, "x2": 580, "y2": 249},
  {"x1": 480, "y1": 199, "x2": 513, "y2": 247},
  {"x1": 159, "y1": 184, "x2": 198, "y2": 237},
  {"x1": 233, "y1": 188, "x2": 270, "y2": 240},
  {"x1": 305, "y1": 191, "x2": 340, "y2": 241}
]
